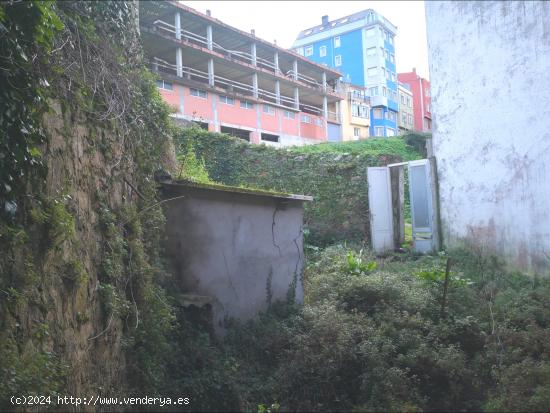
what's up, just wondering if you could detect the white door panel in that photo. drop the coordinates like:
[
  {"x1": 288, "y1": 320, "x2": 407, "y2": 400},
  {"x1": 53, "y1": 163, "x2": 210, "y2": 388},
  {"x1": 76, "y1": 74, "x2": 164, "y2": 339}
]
[
  {"x1": 368, "y1": 167, "x2": 394, "y2": 253},
  {"x1": 408, "y1": 159, "x2": 435, "y2": 253}
]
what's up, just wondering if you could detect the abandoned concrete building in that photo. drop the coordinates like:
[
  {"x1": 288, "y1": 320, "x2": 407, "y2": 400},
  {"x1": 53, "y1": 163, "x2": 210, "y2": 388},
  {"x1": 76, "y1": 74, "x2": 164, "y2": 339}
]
[
  {"x1": 425, "y1": 1, "x2": 550, "y2": 274},
  {"x1": 139, "y1": 1, "x2": 344, "y2": 145},
  {"x1": 159, "y1": 180, "x2": 311, "y2": 333}
]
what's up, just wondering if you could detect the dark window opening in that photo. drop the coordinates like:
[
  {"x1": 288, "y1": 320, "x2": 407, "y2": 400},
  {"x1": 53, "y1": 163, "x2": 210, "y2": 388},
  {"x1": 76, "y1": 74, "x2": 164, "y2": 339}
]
[
  {"x1": 261, "y1": 133, "x2": 279, "y2": 143},
  {"x1": 221, "y1": 126, "x2": 250, "y2": 141},
  {"x1": 193, "y1": 121, "x2": 209, "y2": 130}
]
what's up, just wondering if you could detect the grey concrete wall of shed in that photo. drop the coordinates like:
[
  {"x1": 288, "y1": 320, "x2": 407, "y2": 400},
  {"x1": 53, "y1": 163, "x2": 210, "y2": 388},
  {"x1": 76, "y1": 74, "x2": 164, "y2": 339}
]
[
  {"x1": 161, "y1": 184, "x2": 305, "y2": 333},
  {"x1": 425, "y1": 1, "x2": 550, "y2": 275}
]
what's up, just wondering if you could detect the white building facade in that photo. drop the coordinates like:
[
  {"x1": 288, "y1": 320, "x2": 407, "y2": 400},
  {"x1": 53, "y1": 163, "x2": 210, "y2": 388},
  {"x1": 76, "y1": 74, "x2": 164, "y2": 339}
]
[{"x1": 426, "y1": 1, "x2": 550, "y2": 274}]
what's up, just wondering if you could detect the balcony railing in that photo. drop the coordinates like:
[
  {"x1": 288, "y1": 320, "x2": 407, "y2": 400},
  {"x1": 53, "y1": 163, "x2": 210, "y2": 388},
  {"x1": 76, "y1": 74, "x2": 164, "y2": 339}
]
[
  {"x1": 327, "y1": 111, "x2": 341, "y2": 123},
  {"x1": 149, "y1": 19, "x2": 338, "y2": 94},
  {"x1": 348, "y1": 92, "x2": 370, "y2": 104},
  {"x1": 150, "y1": 57, "x2": 324, "y2": 114}
]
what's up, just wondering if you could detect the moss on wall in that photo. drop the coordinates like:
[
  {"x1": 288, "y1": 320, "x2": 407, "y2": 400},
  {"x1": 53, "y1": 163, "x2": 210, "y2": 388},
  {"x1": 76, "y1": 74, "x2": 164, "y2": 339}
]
[
  {"x1": 0, "y1": 1, "x2": 179, "y2": 404},
  {"x1": 176, "y1": 128, "x2": 423, "y2": 245}
]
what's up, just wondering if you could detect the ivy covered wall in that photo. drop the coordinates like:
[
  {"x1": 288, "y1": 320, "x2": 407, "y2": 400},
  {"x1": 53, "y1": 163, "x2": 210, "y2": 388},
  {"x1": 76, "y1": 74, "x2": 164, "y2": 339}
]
[
  {"x1": 0, "y1": 1, "x2": 181, "y2": 404},
  {"x1": 176, "y1": 128, "x2": 423, "y2": 245}
]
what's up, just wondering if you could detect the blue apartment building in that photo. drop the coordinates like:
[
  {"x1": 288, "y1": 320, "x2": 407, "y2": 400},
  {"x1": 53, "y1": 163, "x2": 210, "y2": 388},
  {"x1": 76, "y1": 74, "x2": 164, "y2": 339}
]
[{"x1": 292, "y1": 10, "x2": 398, "y2": 137}]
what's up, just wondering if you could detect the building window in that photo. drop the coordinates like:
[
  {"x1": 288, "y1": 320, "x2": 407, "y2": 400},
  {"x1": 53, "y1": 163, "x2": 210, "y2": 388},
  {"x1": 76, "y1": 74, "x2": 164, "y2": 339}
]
[
  {"x1": 387, "y1": 127, "x2": 395, "y2": 136},
  {"x1": 407, "y1": 97, "x2": 412, "y2": 107},
  {"x1": 351, "y1": 104, "x2": 369, "y2": 118},
  {"x1": 219, "y1": 95, "x2": 235, "y2": 105},
  {"x1": 296, "y1": 47, "x2": 304, "y2": 56},
  {"x1": 366, "y1": 47, "x2": 377, "y2": 56},
  {"x1": 408, "y1": 114, "x2": 413, "y2": 125},
  {"x1": 284, "y1": 110, "x2": 295, "y2": 119},
  {"x1": 190, "y1": 88, "x2": 207, "y2": 98},
  {"x1": 354, "y1": 127, "x2": 360, "y2": 137},
  {"x1": 369, "y1": 86, "x2": 378, "y2": 96},
  {"x1": 220, "y1": 126, "x2": 251, "y2": 141},
  {"x1": 423, "y1": 118, "x2": 431, "y2": 130},
  {"x1": 386, "y1": 70, "x2": 390, "y2": 80},
  {"x1": 263, "y1": 104, "x2": 275, "y2": 115},
  {"x1": 388, "y1": 111, "x2": 396, "y2": 121},
  {"x1": 389, "y1": 35, "x2": 394, "y2": 45},
  {"x1": 334, "y1": 36, "x2": 340, "y2": 48},
  {"x1": 156, "y1": 80, "x2": 173, "y2": 91},
  {"x1": 390, "y1": 53, "x2": 395, "y2": 63},
  {"x1": 193, "y1": 121, "x2": 209, "y2": 130},
  {"x1": 335, "y1": 55, "x2": 342, "y2": 67},
  {"x1": 401, "y1": 112, "x2": 407, "y2": 124},
  {"x1": 301, "y1": 114, "x2": 311, "y2": 123},
  {"x1": 240, "y1": 100, "x2": 254, "y2": 109},
  {"x1": 352, "y1": 89, "x2": 363, "y2": 99},
  {"x1": 373, "y1": 108, "x2": 383, "y2": 119},
  {"x1": 315, "y1": 118, "x2": 323, "y2": 126},
  {"x1": 261, "y1": 133, "x2": 279, "y2": 143},
  {"x1": 367, "y1": 67, "x2": 377, "y2": 77},
  {"x1": 381, "y1": 67, "x2": 386, "y2": 78},
  {"x1": 401, "y1": 94, "x2": 405, "y2": 104},
  {"x1": 366, "y1": 28, "x2": 376, "y2": 37},
  {"x1": 305, "y1": 45, "x2": 313, "y2": 56},
  {"x1": 319, "y1": 45, "x2": 327, "y2": 57},
  {"x1": 426, "y1": 103, "x2": 431, "y2": 112},
  {"x1": 384, "y1": 50, "x2": 389, "y2": 60},
  {"x1": 391, "y1": 72, "x2": 396, "y2": 82},
  {"x1": 374, "y1": 126, "x2": 384, "y2": 136},
  {"x1": 383, "y1": 87, "x2": 387, "y2": 97}
]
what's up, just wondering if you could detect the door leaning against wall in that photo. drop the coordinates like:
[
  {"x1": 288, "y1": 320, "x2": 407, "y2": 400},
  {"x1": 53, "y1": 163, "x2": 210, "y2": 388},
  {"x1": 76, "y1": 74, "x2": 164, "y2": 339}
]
[{"x1": 367, "y1": 158, "x2": 439, "y2": 254}]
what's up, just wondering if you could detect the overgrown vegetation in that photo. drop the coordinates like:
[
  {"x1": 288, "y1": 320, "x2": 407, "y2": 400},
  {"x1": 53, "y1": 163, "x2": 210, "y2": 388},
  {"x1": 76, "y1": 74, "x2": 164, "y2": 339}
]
[
  {"x1": 191, "y1": 245, "x2": 549, "y2": 412},
  {"x1": 288, "y1": 133, "x2": 427, "y2": 159},
  {"x1": 0, "y1": 1, "x2": 63, "y2": 215},
  {"x1": 176, "y1": 128, "x2": 423, "y2": 245},
  {"x1": 0, "y1": 0, "x2": 178, "y2": 405},
  {"x1": 2, "y1": 2, "x2": 548, "y2": 412}
]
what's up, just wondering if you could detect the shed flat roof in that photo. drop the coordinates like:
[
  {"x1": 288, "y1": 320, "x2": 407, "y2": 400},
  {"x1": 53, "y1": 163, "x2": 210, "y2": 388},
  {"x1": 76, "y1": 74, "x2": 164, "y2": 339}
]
[{"x1": 160, "y1": 179, "x2": 313, "y2": 202}]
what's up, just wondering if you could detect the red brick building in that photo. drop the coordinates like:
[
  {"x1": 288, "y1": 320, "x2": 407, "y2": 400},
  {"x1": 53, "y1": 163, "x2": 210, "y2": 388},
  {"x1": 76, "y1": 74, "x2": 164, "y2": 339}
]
[{"x1": 398, "y1": 69, "x2": 431, "y2": 132}]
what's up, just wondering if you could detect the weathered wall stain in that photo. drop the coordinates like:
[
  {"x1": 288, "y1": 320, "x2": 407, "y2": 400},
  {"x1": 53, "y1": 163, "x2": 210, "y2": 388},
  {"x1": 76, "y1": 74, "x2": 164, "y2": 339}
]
[
  {"x1": 426, "y1": 1, "x2": 550, "y2": 274},
  {"x1": 160, "y1": 183, "x2": 307, "y2": 333}
]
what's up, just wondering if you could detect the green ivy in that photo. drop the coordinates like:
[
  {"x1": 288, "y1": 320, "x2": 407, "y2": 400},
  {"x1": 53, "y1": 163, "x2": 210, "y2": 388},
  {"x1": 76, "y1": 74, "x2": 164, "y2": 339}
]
[
  {"x1": 0, "y1": 1, "x2": 63, "y2": 219},
  {"x1": 175, "y1": 128, "x2": 422, "y2": 245}
]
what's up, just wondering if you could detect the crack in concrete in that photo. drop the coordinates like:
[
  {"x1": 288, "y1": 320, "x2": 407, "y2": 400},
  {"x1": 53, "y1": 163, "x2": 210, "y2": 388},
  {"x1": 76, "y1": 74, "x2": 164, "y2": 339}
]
[
  {"x1": 272, "y1": 203, "x2": 282, "y2": 257},
  {"x1": 222, "y1": 251, "x2": 239, "y2": 300},
  {"x1": 292, "y1": 227, "x2": 303, "y2": 280}
]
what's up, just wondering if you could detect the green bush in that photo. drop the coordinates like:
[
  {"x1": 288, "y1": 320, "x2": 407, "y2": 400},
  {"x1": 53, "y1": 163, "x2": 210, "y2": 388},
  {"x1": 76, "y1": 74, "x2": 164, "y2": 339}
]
[
  {"x1": 174, "y1": 128, "x2": 423, "y2": 245},
  {"x1": 213, "y1": 245, "x2": 550, "y2": 412}
]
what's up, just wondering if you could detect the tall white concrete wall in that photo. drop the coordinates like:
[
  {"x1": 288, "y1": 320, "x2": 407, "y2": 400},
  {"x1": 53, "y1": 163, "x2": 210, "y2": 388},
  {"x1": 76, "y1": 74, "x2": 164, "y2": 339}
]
[{"x1": 425, "y1": 1, "x2": 550, "y2": 274}]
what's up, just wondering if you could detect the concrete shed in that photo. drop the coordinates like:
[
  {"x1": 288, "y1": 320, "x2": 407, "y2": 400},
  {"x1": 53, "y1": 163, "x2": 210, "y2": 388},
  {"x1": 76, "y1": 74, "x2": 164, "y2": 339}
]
[{"x1": 159, "y1": 180, "x2": 312, "y2": 333}]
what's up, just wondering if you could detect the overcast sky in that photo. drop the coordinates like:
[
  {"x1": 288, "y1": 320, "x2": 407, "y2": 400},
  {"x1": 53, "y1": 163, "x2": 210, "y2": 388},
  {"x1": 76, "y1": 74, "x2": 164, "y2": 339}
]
[{"x1": 182, "y1": 1, "x2": 429, "y2": 80}]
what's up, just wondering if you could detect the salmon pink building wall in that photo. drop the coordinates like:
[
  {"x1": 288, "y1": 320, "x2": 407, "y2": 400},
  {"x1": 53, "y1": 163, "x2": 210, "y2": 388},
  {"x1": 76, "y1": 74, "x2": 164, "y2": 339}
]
[
  {"x1": 300, "y1": 115, "x2": 325, "y2": 141},
  {"x1": 159, "y1": 87, "x2": 180, "y2": 112},
  {"x1": 217, "y1": 101, "x2": 256, "y2": 129},
  {"x1": 183, "y1": 89, "x2": 214, "y2": 122},
  {"x1": 282, "y1": 115, "x2": 299, "y2": 136},
  {"x1": 260, "y1": 110, "x2": 279, "y2": 132},
  {"x1": 159, "y1": 82, "x2": 330, "y2": 146}
]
